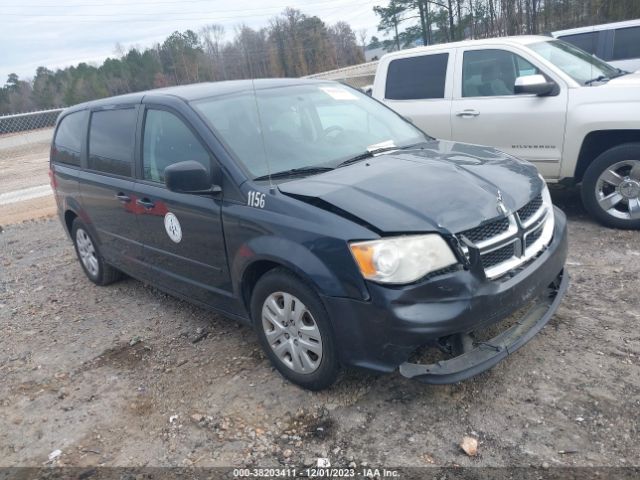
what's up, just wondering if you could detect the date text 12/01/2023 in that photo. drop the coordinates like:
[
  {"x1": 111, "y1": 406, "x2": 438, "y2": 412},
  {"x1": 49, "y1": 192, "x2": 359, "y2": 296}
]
[{"x1": 233, "y1": 467, "x2": 400, "y2": 477}]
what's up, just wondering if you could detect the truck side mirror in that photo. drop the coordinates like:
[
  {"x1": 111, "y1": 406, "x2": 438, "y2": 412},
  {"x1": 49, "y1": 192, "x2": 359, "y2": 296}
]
[{"x1": 514, "y1": 74, "x2": 556, "y2": 96}]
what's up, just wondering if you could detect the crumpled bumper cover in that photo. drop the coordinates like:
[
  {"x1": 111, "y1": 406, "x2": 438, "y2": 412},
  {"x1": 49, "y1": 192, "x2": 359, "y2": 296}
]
[
  {"x1": 322, "y1": 208, "x2": 569, "y2": 376},
  {"x1": 399, "y1": 269, "x2": 568, "y2": 384}
]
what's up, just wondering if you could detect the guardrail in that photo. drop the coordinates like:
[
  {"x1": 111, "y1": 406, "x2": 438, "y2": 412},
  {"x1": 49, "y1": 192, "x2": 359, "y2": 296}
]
[
  {"x1": 0, "y1": 108, "x2": 64, "y2": 135},
  {"x1": 305, "y1": 61, "x2": 378, "y2": 89}
]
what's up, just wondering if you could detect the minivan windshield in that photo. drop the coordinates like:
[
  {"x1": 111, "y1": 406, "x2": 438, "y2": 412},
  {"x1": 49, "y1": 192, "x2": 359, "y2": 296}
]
[
  {"x1": 529, "y1": 39, "x2": 622, "y2": 85},
  {"x1": 192, "y1": 83, "x2": 429, "y2": 180}
]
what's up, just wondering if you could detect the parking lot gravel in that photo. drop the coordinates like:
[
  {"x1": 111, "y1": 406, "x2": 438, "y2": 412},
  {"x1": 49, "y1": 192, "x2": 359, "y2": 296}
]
[{"x1": 0, "y1": 188, "x2": 639, "y2": 472}]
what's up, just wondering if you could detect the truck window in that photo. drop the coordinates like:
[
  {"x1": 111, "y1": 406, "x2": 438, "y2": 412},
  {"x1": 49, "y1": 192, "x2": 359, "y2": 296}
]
[
  {"x1": 142, "y1": 109, "x2": 210, "y2": 183},
  {"x1": 612, "y1": 26, "x2": 640, "y2": 61},
  {"x1": 462, "y1": 49, "x2": 541, "y2": 97},
  {"x1": 385, "y1": 53, "x2": 448, "y2": 100},
  {"x1": 557, "y1": 32, "x2": 599, "y2": 55},
  {"x1": 53, "y1": 111, "x2": 86, "y2": 167},
  {"x1": 88, "y1": 108, "x2": 136, "y2": 177}
]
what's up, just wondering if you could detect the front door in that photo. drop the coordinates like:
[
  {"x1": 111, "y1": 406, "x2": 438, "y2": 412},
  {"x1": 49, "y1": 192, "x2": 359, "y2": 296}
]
[
  {"x1": 450, "y1": 46, "x2": 568, "y2": 179},
  {"x1": 134, "y1": 106, "x2": 230, "y2": 307}
]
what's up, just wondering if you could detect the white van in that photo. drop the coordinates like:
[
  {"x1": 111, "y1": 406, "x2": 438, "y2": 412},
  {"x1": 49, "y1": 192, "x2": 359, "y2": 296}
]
[{"x1": 552, "y1": 19, "x2": 640, "y2": 72}]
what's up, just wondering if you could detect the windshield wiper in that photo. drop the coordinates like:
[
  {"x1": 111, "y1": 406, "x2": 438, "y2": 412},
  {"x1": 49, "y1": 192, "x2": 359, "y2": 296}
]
[
  {"x1": 584, "y1": 75, "x2": 610, "y2": 85},
  {"x1": 253, "y1": 166, "x2": 334, "y2": 181},
  {"x1": 336, "y1": 143, "x2": 425, "y2": 168}
]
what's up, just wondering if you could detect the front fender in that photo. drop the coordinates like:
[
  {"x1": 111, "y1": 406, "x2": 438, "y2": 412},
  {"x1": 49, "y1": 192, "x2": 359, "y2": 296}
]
[
  {"x1": 231, "y1": 235, "x2": 369, "y2": 301},
  {"x1": 563, "y1": 91, "x2": 640, "y2": 178}
]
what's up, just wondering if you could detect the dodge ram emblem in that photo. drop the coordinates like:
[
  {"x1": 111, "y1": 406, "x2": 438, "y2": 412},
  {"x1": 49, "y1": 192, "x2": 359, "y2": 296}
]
[{"x1": 496, "y1": 191, "x2": 508, "y2": 216}]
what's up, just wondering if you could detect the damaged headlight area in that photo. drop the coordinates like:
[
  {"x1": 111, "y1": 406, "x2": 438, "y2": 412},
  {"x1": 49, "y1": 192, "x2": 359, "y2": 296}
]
[{"x1": 349, "y1": 234, "x2": 458, "y2": 284}]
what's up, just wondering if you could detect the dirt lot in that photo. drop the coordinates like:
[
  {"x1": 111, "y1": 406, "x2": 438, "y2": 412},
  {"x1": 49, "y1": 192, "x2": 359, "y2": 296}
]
[{"x1": 1, "y1": 178, "x2": 639, "y2": 473}]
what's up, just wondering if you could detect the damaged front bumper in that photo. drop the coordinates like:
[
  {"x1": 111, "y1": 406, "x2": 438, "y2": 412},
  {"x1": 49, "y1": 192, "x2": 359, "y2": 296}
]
[
  {"x1": 399, "y1": 269, "x2": 568, "y2": 384},
  {"x1": 322, "y1": 207, "x2": 569, "y2": 380}
]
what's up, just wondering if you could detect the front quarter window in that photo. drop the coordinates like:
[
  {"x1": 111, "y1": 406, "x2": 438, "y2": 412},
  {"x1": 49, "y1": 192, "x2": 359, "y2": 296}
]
[
  {"x1": 528, "y1": 40, "x2": 620, "y2": 85},
  {"x1": 462, "y1": 49, "x2": 542, "y2": 97}
]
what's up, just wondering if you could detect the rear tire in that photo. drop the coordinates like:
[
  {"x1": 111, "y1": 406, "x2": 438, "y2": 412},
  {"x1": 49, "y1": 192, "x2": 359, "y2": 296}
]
[
  {"x1": 250, "y1": 268, "x2": 340, "y2": 390},
  {"x1": 581, "y1": 143, "x2": 640, "y2": 229},
  {"x1": 71, "y1": 218, "x2": 123, "y2": 286}
]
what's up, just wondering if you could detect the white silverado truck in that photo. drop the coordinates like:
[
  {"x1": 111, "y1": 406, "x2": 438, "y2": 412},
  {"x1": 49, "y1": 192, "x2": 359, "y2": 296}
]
[{"x1": 372, "y1": 35, "x2": 640, "y2": 229}]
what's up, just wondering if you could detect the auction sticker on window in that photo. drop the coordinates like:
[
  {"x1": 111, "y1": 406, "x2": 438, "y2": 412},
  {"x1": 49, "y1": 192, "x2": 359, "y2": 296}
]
[
  {"x1": 320, "y1": 86, "x2": 358, "y2": 101},
  {"x1": 164, "y1": 212, "x2": 182, "y2": 243}
]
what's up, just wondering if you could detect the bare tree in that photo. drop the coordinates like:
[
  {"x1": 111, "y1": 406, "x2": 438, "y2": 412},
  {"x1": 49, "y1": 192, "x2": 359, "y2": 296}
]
[
  {"x1": 358, "y1": 28, "x2": 368, "y2": 58},
  {"x1": 200, "y1": 24, "x2": 226, "y2": 80}
]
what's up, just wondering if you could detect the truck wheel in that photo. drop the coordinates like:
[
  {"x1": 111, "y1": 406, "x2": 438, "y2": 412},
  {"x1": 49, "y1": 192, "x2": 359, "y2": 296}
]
[
  {"x1": 71, "y1": 218, "x2": 123, "y2": 285},
  {"x1": 250, "y1": 268, "x2": 340, "y2": 390},
  {"x1": 581, "y1": 144, "x2": 640, "y2": 229}
]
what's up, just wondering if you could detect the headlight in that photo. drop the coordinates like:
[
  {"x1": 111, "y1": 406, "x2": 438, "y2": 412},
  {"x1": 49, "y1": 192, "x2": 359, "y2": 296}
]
[{"x1": 349, "y1": 234, "x2": 458, "y2": 284}]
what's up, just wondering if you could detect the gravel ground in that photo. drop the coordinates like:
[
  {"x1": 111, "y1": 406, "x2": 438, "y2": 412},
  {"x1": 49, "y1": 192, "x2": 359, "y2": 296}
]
[{"x1": 0, "y1": 188, "x2": 639, "y2": 473}]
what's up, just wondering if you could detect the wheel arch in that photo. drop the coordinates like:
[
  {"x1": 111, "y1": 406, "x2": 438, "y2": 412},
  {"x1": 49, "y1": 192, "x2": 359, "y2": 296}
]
[
  {"x1": 64, "y1": 209, "x2": 78, "y2": 236},
  {"x1": 575, "y1": 130, "x2": 640, "y2": 182},
  {"x1": 239, "y1": 259, "x2": 282, "y2": 314},
  {"x1": 234, "y1": 236, "x2": 369, "y2": 315}
]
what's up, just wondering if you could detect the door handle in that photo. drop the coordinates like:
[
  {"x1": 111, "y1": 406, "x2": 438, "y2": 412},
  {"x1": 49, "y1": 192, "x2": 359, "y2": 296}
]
[
  {"x1": 456, "y1": 109, "x2": 480, "y2": 118},
  {"x1": 136, "y1": 198, "x2": 155, "y2": 209},
  {"x1": 115, "y1": 193, "x2": 131, "y2": 203}
]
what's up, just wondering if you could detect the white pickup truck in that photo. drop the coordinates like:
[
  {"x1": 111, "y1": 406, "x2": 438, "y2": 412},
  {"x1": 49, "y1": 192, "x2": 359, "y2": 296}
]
[{"x1": 372, "y1": 35, "x2": 640, "y2": 229}]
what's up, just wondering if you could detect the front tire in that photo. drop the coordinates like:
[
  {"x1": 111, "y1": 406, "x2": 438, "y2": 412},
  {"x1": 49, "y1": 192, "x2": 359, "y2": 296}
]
[
  {"x1": 251, "y1": 268, "x2": 340, "y2": 390},
  {"x1": 581, "y1": 143, "x2": 640, "y2": 229},
  {"x1": 71, "y1": 219, "x2": 123, "y2": 286}
]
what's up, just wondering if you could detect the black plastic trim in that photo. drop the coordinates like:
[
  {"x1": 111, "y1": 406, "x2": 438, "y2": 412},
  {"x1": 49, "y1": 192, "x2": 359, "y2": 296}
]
[{"x1": 399, "y1": 268, "x2": 568, "y2": 384}]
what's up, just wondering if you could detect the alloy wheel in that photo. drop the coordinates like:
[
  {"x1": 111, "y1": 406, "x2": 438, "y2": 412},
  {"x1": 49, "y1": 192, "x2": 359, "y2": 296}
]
[
  {"x1": 596, "y1": 159, "x2": 640, "y2": 220},
  {"x1": 76, "y1": 228, "x2": 99, "y2": 277},
  {"x1": 261, "y1": 292, "x2": 323, "y2": 374}
]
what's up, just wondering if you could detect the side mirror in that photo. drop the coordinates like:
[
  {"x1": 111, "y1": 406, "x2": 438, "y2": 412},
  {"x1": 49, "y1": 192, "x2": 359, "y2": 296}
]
[
  {"x1": 514, "y1": 74, "x2": 555, "y2": 96},
  {"x1": 164, "y1": 160, "x2": 220, "y2": 194}
]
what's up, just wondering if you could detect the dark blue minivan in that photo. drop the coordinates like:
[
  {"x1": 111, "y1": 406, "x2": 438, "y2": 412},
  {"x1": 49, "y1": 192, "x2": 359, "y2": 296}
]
[{"x1": 50, "y1": 79, "x2": 568, "y2": 390}]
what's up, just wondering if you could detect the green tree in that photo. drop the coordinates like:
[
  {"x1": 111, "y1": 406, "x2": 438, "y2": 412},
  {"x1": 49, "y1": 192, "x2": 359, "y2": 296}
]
[{"x1": 374, "y1": 1, "x2": 408, "y2": 50}]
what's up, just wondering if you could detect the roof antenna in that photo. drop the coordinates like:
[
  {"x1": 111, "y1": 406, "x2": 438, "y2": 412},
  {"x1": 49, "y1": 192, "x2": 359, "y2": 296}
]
[{"x1": 249, "y1": 74, "x2": 275, "y2": 193}]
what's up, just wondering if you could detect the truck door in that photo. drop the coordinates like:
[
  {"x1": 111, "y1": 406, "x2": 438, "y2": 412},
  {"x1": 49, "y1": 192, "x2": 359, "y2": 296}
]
[
  {"x1": 379, "y1": 48, "x2": 454, "y2": 140},
  {"x1": 450, "y1": 46, "x2": 567, "y2": 179}
]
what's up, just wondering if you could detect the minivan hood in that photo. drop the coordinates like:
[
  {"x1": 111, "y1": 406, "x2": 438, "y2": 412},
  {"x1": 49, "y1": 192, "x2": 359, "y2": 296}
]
[{"x1": 278, "y1": 140, "x2": 543, "y2": 234}]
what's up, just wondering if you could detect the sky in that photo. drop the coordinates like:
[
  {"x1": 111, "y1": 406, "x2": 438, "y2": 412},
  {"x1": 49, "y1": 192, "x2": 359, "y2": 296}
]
[{"x1": 0, "y1": 0, "x2": 389, "y2": 83}]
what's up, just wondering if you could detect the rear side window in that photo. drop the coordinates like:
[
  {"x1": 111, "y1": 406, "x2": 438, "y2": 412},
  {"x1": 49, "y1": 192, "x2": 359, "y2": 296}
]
[
  {"x1": 385, "y1": 53, "x2": 448, "y2": 100},
  {"x1": 557, "y1": 32, "x2": 599, "y2": 55},
  {"x1": 88, "y1": 108, "x2": 137, "y2": 177},
  {"x1": 53, "y1": 111, "x2": 86, "y2": 166},
  {"x1": 612, "y1": 26, "x2": 640, "y2": 61}
]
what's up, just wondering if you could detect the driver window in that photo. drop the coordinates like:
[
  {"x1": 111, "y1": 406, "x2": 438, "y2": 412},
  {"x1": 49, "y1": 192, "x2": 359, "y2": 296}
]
[
  {"x1": 142, "y1": 109, "x2": 211, "y2": 183},
  {"x1": 462, "y1": 49, "x2": 541, "y2": 97}
]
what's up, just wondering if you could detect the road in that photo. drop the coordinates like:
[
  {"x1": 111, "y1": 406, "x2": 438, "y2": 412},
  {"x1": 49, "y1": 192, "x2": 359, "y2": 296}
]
[{"x1": 0, "y1": 131, "x2": 56, "y2": 226}]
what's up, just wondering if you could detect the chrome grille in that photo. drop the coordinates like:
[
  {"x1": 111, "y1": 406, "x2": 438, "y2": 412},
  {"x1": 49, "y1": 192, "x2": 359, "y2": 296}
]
[
  {"x1": 517, "y1": 194, "x2": 543, "y2": 224},
  {"x1": 525, "y1": 225, "x2": 544, "y2": 248},
  {"x1": 481, "y1": 243, "x2": 516, "y2": 269},
  {"x1": 457, "y1": 190, "x2": 554, "y2": 280},
  {"x1": 460, "y1": 217, "x2": 510, "y2": 243}
]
